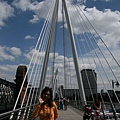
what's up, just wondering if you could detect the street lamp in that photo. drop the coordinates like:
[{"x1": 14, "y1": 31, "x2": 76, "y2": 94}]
[{"x1": 112, "y1": 80, "x2": 120, "y2": 89}]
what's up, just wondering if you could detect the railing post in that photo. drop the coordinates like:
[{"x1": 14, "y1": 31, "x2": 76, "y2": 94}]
[{"x1": 111, "y1": 103, "x2": 119, "y2": 120}]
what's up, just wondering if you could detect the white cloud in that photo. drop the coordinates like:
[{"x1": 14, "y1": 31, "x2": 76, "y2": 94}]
[
  {"x1": 1, "y1": 0, "x2": 120, "y2": 93},
  {"x1": 0, "y1": 64, "x2": 17, "y2": 82},
  {"x1": 12, "y1": 0, "x2": 53, "y2": 23},
  {"x1": 9, "y1": 47, "x2": 22, "y2": 56},
  {"x1": 24, "y1": 35, "x2": 35, "y2": 39},
  {"x1": 24, "y1": 49, "x2": 60, "y2": 65},
  {"x1": 24, "y1": 49, "x2": 36, "y2": 61},
  {"x1": 12, "y1": 0, "x2": 31, "y2": 11},
  {"x1": 28, "y1": 0, "x2": 56, "y2": 23},
  {"x1": 0, "y1": 1, "x2": 14, "y2": 28},
  {"x1": 0, "y1": 46, "x2": 15, "y2": 61},
  {"x1": 0, "y1": 46, "x2": 21, "y2": 61},
  {"x1": 24, "y1": 48, "x2": 45, "y2": 62},
  {"x1": 0, "y1": 64, "x2": 16, "y2": 72},
  {"x1": 102, "y1": 0, "x2": 111, "y2": 2},
  {"x1": 66, "y1": 4, "x2": 120, "y2": 57},
  {"x1": 22, "y1": 0, "x2": 120, "y2": 51},
  {"x1": 76, "y1": 0, "x2": 86, "y2": 3},
  {"x1": 29, "y1": 15, "x2": 39, "y2": 23}
]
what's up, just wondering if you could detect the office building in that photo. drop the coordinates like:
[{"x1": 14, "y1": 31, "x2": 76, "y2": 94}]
[{"x1": 81, "y1": 69, "x2": 97, "y2": 100}]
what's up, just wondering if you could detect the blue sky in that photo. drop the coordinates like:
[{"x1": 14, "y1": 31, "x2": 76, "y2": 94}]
[
  {"x1": 85, "y1": 0, "x2": 120, "y2": 11},
  {"x1": 0, "y1": 0, "x2": 120, "y2": 92}
]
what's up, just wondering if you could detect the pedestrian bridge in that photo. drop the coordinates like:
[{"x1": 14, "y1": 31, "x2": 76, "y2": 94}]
[
  {"x1": 35, "y1": 106, "x2": 84, "y2": 120},
  {"x1": 52, "y1": 106, "x2": 83, "y2": 120},
  {"x1": 0, "y1": 105, "x2": 84, "y2": 120},
  {"x1": 1, "y1": 104, "x2": 120, "y2": 120},
  {"x1": 0, "y1": 0, "x2": 120, "y2": 119}
]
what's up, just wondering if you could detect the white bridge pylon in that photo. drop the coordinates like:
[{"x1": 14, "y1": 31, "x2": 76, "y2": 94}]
[{"x1": 0, "y1": 0, "x2": 120, "y2": 119}]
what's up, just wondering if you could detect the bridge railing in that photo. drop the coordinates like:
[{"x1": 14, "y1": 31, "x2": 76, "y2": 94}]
[
  {"x1": 69, "y1": 100, "x2": 84, "y2": 110},
  {"x1": 69, "y1": 100, "x2": 120, "y2": 119},
  {"x1": 0, "y1": 104, "x2": 35, "y2": 120},
  {"x1": 0, "y1": 78, "x2": 16, "y2": 113}
]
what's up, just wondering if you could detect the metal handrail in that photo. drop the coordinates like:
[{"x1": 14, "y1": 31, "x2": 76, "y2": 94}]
[{"x1": 0, "y1": 103, "x2": 37, "y2": 118}]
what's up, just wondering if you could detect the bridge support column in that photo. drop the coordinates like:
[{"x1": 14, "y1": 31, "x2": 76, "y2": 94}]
[{"x1": 62, "y1": 0, "x2": 86, "y2": 107}]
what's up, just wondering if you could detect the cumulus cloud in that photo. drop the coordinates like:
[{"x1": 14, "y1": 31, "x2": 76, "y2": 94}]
[
  {"x1": 29, "y1": 15, "x2": 39, "y2": 23},
  {"x1": 17, "y1": 0, "x2": 120, "y2": 52},
  {"x1": 12, "y1": 0, "x2": 53, "y2": 23},
  {"x1": 65, "y1": 4, "x2": 120, "y2": 61},
  {"x1": 1, "y1": 0, "x2": 120, "y2": 92},
  {"x1": 102, "y1": 0, "x2": 111, "y2": 2},
  {"x1": 0, "y1": 46, "x2": 15, "y2": 61},
  {"x1": 28, "y1": 0, "x2": 52, "y2": 19},
  {"x1": 0, "y1": 64, "x2": 18, "y2": 82},
  {"x1": 24, "y1": 35, "x2": 35, "y2": 39},
  {"x1": 12, "y1": 0, "x2": 31, "y2": 11},
  {"x1": 0, "y1": 64, "x2": 17, "y2": 72},
  {"x1": 76, "y1": 0, "x2": 86, "y2": 3},
  {"x1": 0, "y1": 1, "x2": 14, "y2": 28},
  {"x1": 24, "y1": 48, "x2": 45, "y2": 62},
  {"x1": 0, "y1": 46, "x2": 21, "y2": 61},
  {"x1": 9, "y1": 47, "x2": 22, "y2": 56}
]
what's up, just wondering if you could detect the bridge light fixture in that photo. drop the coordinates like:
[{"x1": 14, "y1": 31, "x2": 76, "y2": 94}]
[
  {"x1": 112, "y1": 80, "x2": 120, "y2": 88},
  {"x1": 115, "y1": 81, "x2": 120, "y2": 88}
]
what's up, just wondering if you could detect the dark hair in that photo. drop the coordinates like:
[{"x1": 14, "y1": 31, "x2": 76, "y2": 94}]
[{"x1": 41, "y1": 87, "x2": 53, "y2": 108}]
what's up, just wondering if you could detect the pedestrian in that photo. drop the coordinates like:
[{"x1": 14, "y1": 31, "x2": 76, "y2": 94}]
[
  {"x1": 93, "y1": 97, "x2": 101, "y2": 120},
  {"x1": 93, "y1": 97, "x2": 101, "y2": 111},
  {"x1": 54, "y1": 98, "x2": 60, "y2": 110},
  {"x1": 59, "y1": 98, "x2": 63, "y2": 110},
  {"x1": 32, "y1": 87, "x2": 58, "y2": 120},
  {"x1": 63, "y1": 97, "x2": 68, "y2": 110}
]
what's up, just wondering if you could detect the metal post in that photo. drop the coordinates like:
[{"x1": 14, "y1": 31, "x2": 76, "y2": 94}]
[
  {"x1": 112, "y1": 80, "x2": 114, "y2": 89},
  {"x1": 111, "y1": 103, "x2": 119, "y2": 120}
]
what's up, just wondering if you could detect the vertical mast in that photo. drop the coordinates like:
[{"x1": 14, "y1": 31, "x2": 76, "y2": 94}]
[{"x1": 62, "y1": 0, "x2": 86, "y2": 106}]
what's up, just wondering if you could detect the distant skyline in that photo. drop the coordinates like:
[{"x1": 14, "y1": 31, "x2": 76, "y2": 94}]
[{"x1": 0, "y1": 0, "x2": 120, "y2": 92}]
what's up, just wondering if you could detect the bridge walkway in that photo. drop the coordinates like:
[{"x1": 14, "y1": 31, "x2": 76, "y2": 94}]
[
  {"x1": 57, "y1": 106, "x2": 84, "y2": 120},
  {"x1": 34, "y1": 105, "x2": 84, "y2": 120}
]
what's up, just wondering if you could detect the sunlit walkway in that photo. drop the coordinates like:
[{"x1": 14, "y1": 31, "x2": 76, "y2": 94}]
[
  {"x1": 57, "y1": 106, "x2": 84, "y2": 120},
  {"x1": 35, "y1": 105, "x2": 84, "y2": 120}
]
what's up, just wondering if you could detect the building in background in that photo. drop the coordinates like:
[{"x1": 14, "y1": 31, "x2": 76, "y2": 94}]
[
  {"x1": 57, "y1": 85, "x2": 80, "y2": 100},
  {"x1": 81, "y1": 69, "x2": 97, "y2": 100}
]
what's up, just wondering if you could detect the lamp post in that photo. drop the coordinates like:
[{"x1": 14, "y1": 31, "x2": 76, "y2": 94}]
[
  {"x1": 111, "y1": 80, "x2": 120, "y2": 120},
  {"x1": 112, "y1": 80, "x2": 120, "y2": 89}
]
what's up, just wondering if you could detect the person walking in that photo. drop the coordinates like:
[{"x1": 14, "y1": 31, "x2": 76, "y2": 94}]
[
  {"x1": 93, "y1": 97, "x2": 101, "y2": 111},
  {"x1": 63, "y1": 97, "x2": 68, "y2": 110},
  {"x1": 93, "y1": 97, "x2": 101, "y2": 120},
  {"x1": 32, "y1": 87, "x2": 58, "y2": 120},
  {"x1": 59, "y1": 98, "x2": 63, "y2": 110}
]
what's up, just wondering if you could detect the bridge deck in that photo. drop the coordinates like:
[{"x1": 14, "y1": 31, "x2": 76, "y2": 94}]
[
  {"x1": 57, "y1": 106, "x2": 84, "y2": 120},
  {"x1": 35, "y1": 106, "x2": 84, "y2": 120},
  {"x1": 35, "y1": 106, "x2": 83, "y2": 120}
]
